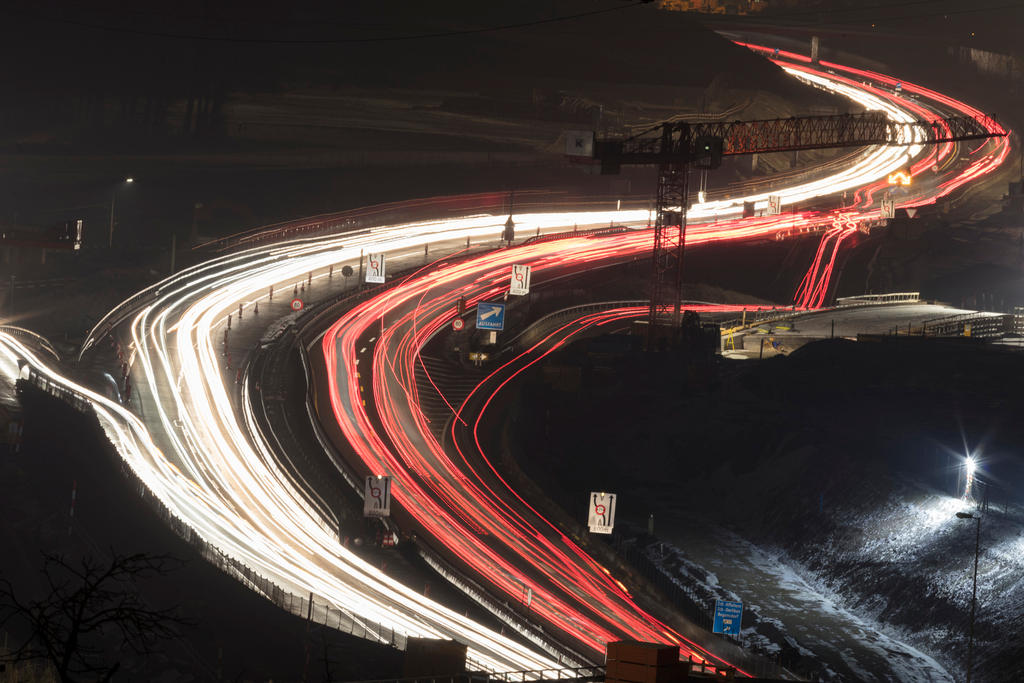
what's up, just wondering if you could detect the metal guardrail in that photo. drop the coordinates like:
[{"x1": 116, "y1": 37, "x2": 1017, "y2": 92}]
[
  {"x1": 345, "y1": 664, "x2": 606, "y2": 683},
  {"x1": 415, "y1": 543, "x2": 590, "y2": 668},
  {"x1": 1014, "y1": 307, "x2": 1024, "y2": 337},
  {"x1": 484, "y1": 666, "x2": 604, "y2": 682},
  {"x1": 195, "y1": 191, "x2": 650, "y2": 255},
  {"x1": 504, "y1": 299, "x2": 750, "y2": 352},
  {"x1": 503, "y1": 301, "x2": 648, "y2": 350},
  {"x1": 79, "y1": 230, "x2": 334, "y2": 361},
  {"x1": 834, "y1": 292, "x2": 921, "y2": 305},
  {"x1": 244, "y1": 345, "x2": 341, "y2": 540},
  {"x1": 719, "y1": 293, "x2": 924, "y2": 334},
  {"x1": 0, "y1": 326, "x2": 61, "y2": 361},
  {"x1": 920, "y1": 312, "x2": 1012, "y2": 338},
  {"x1": 718, "y1": 306, "x2": 801, "y2": 333},
  {"x1": 258, "y1": 295, "x2": 594, "y2": 667},
  {"x1": 17, "y1": 365, "x2": 407, "y2": 654},
  {"x1": 609, "y1": 535, "x2": 787, "y2": 680},
  {"x1": 519, "y1": 224, "x2": 634, "y2": 247},
  {"x1": 78, "y1": 287, "x2": 158, "y2": 361},
  {"x1": 193, "y1": 192, "x2": 506, "y2": 253},
  {"x1": 253, "y1": 245, "x2": 596, "y2": 668}
]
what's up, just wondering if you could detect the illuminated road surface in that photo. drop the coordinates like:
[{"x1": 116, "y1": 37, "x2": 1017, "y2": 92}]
[
  {"x1": 1, "y1": 45, "x2": 1009, "y2": 673},
  {"x1": 760, "y1": 304, "x2": 1002, "y2": 339},
  {"x1": 318, "y1": 50, "x2": 1008, "y2": 666}
]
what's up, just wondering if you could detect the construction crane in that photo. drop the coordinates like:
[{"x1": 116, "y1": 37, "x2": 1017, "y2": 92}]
[{"x1": 583, "y1": 111, "x2": 1004, "y2": 348}]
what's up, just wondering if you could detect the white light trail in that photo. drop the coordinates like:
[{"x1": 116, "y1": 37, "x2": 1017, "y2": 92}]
[{"x1": 1, "y1": 57, "x2": 1004, "y2": 671}]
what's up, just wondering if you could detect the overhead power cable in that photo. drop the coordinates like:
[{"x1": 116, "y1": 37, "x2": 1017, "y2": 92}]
[
  {"x1": 1, "y1": 2, "x2": 650, "y2": 45},
  {"x1": 706, "y1": 0, "x2": 1023, "y2": 28}
]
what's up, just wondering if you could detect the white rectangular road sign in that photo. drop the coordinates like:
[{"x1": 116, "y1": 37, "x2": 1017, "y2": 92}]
[
  {"x1": 366, "y1": 253, "x2": 386, "y2": 284},
  {"x1": 767, "y1": 195, "x2": 782, "y2": 215},
  {"x1": 588, "y1": 492, "x2": 616, "y2": 534},
  {"x1": 565, "y1": 130, "x2": 594, "y2": 157},
  {"x1": 363, "y1": 475, "x2": 392, "y2": 517},
  {"x1": 510, "y1": 264, "x2": 531, "y2": 296},
  {"x1": 881, "y1": 197, "x2": 896, "y2": 219}
]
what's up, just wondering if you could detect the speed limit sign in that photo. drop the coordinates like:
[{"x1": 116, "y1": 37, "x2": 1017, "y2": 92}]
[
  {"x1": 290, "y1": 298, "x2": 304, "y2": 311},
  {"x1": 452, "y1": 318, "x2": 465, "y2": 331}
]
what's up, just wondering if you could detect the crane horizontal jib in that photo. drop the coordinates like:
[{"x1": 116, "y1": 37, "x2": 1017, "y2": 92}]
[{"x1": 596, "y1": 112, "x2": 1004, "y2": 165}]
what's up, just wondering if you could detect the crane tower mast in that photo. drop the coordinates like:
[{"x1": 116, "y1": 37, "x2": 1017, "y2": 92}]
[{"x1": 587, "y1": 111, "x2": 1003, "y2": 346}]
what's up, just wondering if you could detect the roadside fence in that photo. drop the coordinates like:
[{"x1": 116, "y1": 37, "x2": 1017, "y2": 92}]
[{"x1": 18, "y1": 368, "x2": 407, "y2": 654}]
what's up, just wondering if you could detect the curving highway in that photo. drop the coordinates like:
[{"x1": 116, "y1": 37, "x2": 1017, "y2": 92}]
[
  {"x1": 1, "y1": 45, "x2": 1011, "y2": 675},
  {"x1": 318, "y1": 47, "x2": 1009, "y2": 666}
]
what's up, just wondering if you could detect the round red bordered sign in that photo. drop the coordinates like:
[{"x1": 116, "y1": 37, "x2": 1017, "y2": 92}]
[
  {"x1": 290, "y1": 298, "x2": 304, "y2": 311},
  {"x1": 452, "y1": 318, "x2": 465, "y2": 331}
]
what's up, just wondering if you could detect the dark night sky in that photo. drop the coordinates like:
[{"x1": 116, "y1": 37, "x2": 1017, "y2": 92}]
[{"x1": 3, "y1": 1, "x2": 1021, "y2": 93}]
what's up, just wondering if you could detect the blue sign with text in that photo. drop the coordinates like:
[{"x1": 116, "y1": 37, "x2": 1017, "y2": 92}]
[
  {"x1": 712, "y1": 599, "x2": 743, "y2": 636},
  {"x1": 476, "y1": 302, "x2": 506, "y2": 331}
]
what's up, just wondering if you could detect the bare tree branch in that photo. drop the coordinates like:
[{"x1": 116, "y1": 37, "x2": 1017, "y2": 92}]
[{"x1": 0, "y1": 550, "x2": 188, "y2": 682}]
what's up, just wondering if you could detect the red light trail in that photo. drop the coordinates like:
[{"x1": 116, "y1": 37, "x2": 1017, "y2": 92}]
[{"x1": 319, "y1": 47, "x2": 1010, "y2": 673}]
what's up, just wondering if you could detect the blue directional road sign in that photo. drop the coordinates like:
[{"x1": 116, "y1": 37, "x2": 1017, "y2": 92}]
[
  {"x1": 476, "y1": 302, "x2": 506, "y2": 331},
  {"x1": 712, "y1": 599, "x2": 743, "y2": 636}
]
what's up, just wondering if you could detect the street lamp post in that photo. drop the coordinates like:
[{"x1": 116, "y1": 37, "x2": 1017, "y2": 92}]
[
  {"x1": 955, "y1": 511, "x2": 981, "y2": 683},
  {"x1": 108, "y1": 177, "x2": 134, "y2": 248}
]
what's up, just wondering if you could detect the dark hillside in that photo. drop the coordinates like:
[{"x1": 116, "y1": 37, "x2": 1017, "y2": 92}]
[
  {"x1": 507, "y1": 337, "x2": 1024, "y2": 681},
  {"x1": 0, "y1": 383, "x2": 403, "y2": 681}
]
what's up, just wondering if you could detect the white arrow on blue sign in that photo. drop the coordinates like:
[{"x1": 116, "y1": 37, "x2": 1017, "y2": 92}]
[
  {"x1": 476, "y1": 302, "x2": 506, "y2": 331},
  {"x1": 712, "y1": 599, "x2": 743, "y2": 636}
]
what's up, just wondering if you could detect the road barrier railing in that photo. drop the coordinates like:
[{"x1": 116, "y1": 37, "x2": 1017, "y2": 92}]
[
  {"x1": 250, "y1": 249, "x2": 598, "y2": 667},
  {"x1": 505, "y1": 299, "x2": 755, "y2": 353},
  {"x1": 610, "y1": 532, "x2": 790, "y2": 681},
  {"x1": 16, "y1": 367, "x2": 407, "y2": 654},
  {"x1": 504, "y1": 300, "x2": 648, "y2": 351},
  {"x1": 919, "y1": 312, "x2": 1013, "y2": 338},
  {"x1": 346, "y1": 664, "x2": 606, "y2": 683},
  {"x1": 194, "y1": 191, "x2": 651, "y2": 255},
  {"x1": 0, "y1": 326, "x2": 60, "y2": 361},
  {"x1": 719, "y1": 293, "x2": 924, "y2": 335},
  {"x1": 609, "y1": 535, "x2": 713, "y2": 632},
  {"x1": 834, "y1": 292, "x2": 920, "y2": 305},
  {"x1": 78, "y1": 287, "x2": 159, "y2": 361},
  {"x1": 415, "y1": 542, "x2": 590, "y2": 669},
  {"x1": 244, "y1": 340, "x2": 342, "y2": 541},
  {"x1": 718, "y1": 306, "x2": 802, "y2": 333}
]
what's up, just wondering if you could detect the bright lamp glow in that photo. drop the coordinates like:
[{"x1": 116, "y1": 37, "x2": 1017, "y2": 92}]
[{"x1": 966, "y1": 456, "x2": 976, "y2": 475}]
